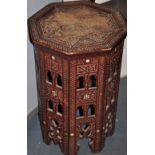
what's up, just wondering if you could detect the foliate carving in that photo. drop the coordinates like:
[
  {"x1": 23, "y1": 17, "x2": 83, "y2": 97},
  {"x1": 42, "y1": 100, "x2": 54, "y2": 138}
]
[
  {"x1": 46, "y1": 84, "x2": 63, "y2": 101},
  {"x1": 77, "y1": 90, "x2": 96, "y2": 103}
]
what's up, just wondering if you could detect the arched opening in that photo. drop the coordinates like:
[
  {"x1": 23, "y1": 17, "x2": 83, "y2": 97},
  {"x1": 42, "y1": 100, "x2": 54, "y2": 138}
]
[
  {"x1": 47, "y1": 70, "x2": 52, "y2": 83},
  {"x1": 48, "y1": 100, "x2": 54, "y2": 111},
  {"x1": 57, "y1": 74, "x2": 62, "y2": 87},
  {"x1": 89, "y1": 75, "x2": 96, "y2": 88},
  {"x1": 76, "y1": 106, "x2": 84, "y2": 117},
  {"x1": 88, "y1": 104, "x2": 95, "y2": 116},
  {"x1": 58, "y1": 103, "x2": 63, "y2": 115},
  {"x1": 77, "y1": 76, "x2": 84, "y2": 89}
]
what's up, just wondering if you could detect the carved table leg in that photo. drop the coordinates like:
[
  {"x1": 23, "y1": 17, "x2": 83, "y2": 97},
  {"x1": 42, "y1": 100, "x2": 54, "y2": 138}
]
[
  {"x1": 89, "y1": 135, "x2": 105, "y2": 153},
  {"x1": 41, "y1": 124, "x2": 51, "y2": 145}
]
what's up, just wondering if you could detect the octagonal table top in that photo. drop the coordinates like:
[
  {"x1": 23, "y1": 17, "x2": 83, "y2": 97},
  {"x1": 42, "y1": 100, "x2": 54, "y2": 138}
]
[{"x1": 28, "y1": 1, "x2": 126, "y2": 56}]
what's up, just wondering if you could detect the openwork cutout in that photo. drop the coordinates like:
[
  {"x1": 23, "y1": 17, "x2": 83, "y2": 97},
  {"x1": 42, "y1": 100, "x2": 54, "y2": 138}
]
[
  {"x1": 48, "y1": 100, "x2": 54, "y2": 111},
  {"x1": 77, "y1": 76, "x2": 84, "y2": 89},
  {"x1": 52, "y1": 120, "x2": 59, "y2": 128},
  {"x1": 89, "y1": 75, "x2": 96, "y2": 88},
  {"x1": 112, "y1": 62, "x2": 118, "y2": 76},
  {"x1": 47, "y1": 70, "x2": 52, "y2": 83},
  {"x1": 76, "y1": 106, "x2": 84, "y2": 117},
  {"x1": 107, "y1": 68, "x2": 112, "y2": 82},
  {"x1": 57, "y1": 103, "x2": 63, "y2": 115},
  {"x1": 81, "y1": 123, "x2": 90, "y2": 132},
  {"x1": 88, "y1": 104, "x2": 95, "y2": 116},
  {"x1": 57, "y1": 74, "x2": 62, "y2": 87}
]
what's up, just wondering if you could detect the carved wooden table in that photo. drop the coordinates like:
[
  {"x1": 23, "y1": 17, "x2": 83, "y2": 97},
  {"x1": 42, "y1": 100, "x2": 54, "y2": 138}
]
[{"x1": 28, "y1": 1, "x2": 127, "y2": 155}]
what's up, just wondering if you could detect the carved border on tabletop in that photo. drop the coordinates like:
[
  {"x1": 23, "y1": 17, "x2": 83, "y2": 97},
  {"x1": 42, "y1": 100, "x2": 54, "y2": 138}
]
[{"x1": 28, "y1": 1, "x2": 126, "y2": 55}]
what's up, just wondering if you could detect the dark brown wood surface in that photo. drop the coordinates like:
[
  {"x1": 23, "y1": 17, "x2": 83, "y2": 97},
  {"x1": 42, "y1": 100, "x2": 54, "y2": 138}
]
[
  {"x1": 28, "y1": 1, "x2": 126, "y2": 57},
  {"x1": 28, "y1": 1, "x2": 126, "y2": 155}
]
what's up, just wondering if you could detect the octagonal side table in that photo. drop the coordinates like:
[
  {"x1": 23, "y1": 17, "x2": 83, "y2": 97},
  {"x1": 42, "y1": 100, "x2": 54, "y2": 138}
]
[{"x1": 28, "y1": 1, "x2": 127, "y2": 155}]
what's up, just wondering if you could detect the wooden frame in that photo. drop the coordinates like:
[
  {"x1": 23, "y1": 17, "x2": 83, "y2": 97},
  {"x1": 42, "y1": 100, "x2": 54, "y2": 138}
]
[{"x1": 28, "y1": 1, "x2": 126, "y2": 155}]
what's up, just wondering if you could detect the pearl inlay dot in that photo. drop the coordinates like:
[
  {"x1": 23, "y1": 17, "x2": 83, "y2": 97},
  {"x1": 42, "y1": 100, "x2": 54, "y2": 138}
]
[
  {"x1": 52, "y1": 56, "x2": 55, "y2": 60},
  {"x1": 86, "y1": 59, "x2": 90, "y2": 63}
]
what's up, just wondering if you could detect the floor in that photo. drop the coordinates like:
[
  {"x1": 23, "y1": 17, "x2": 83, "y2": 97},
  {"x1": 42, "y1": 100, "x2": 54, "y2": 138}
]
[{"x1": 27, "y1": 77, "x2": 127, "y2": 155}]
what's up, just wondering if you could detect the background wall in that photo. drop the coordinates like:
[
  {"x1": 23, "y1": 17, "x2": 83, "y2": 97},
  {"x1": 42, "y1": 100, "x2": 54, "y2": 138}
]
[
  {"x1": 27, "y1": 0, "x2": 127, "y2": 115},
  {"x1": 121, "y1": 38, "x2": 127, "y2": 77}
]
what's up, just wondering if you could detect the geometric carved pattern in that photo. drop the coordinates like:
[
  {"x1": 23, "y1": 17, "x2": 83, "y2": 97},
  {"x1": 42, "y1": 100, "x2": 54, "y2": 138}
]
[
  {"x1": 33, "y1": 42, "x2": 124, "y2": 154},
  {"x1": 48, "y1": 119, "x2": 64, "y2": 151},
  {"x1": 39, "y1": 5, "x2": 117, "y2": 53},
  {"x1": 74, "y1": 56, "x2": 102, "y2": 153},
  {"x1": 45, "y1": 53, "x2": 62, "y2": 74},
  {"x1": 77, "y1": 64, "x2": 98, "y2": 75},
  {"x1": 28, "y1": 2, "x2": 126, "y2": 155},
  {"x1": 77, "y1": 123, "x2": 95, "y2": 139},
  {"x1": 104, "y1": 44, "x2": 123, "y2": 137},
  {"x1": 51, "y1": 61, "x2": 62, "y2": 73},
  {"x1": 28, "y1": 1, "x2": 127, "y2": 55},
  {"x1": 32, "y1": 41, "x2": 125, "y2": 155}
]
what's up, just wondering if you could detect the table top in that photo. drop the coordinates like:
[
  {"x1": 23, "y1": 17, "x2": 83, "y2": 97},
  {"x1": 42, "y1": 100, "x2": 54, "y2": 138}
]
[{"x1": 28, "y1": 1, "x2": 126, "y2": 56}]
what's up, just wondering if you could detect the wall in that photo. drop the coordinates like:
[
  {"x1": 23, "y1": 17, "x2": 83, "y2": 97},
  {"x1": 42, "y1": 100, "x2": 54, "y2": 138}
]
[
  {"x1": 121, "y1": 38, "x2": 127, "y2": 77},
  {"x1": 27, "y1": 0, "x2": 127, "y2": 115}
]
